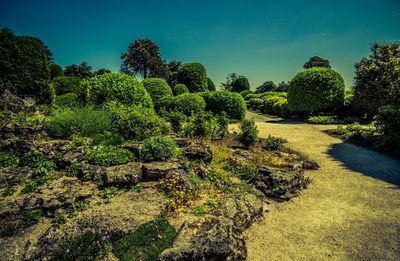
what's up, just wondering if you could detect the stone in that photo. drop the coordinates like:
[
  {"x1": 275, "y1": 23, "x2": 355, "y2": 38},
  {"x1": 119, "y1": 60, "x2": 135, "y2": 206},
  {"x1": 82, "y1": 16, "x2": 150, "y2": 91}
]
[
  {"x1": 1, "y1": 123, "x2": 46, "y2": 140},
  {"x1": 253, "y1": 166, "x2": 306, "y2": 200},
  {"x1": 302, "y1": 159, "x2": 320, "y2": 170},
  {"x1": 142, "y1": 161, "x2": 184, "y2": 179},
  {"x1": 0, "y1": 166, "x2": 34, "y2": 188},
  {"x1": 57, "y1": 151, "x2": 84, "y2": 169},
  {"x1": 121, "y1": 141, "x2": 143, "y2": 159},
  {"x1": 103, "y1": 163, "x2": 142, "y2": 186},
  {"x1": 184, "y1": 142, "x2": 213, "y2": 163},
  {"x1": 0, "y1": 89, "x2": 35, "y2": 113},
  {"x1": 0, "y1": 139, "x2": 35, "y2": 155}
]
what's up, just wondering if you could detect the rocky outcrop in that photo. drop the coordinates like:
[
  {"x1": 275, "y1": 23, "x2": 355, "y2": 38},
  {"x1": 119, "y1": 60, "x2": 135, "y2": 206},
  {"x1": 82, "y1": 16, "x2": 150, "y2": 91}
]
[
  {"x1": 1, "y1": 123, "x2": 46, "y2": 140},
  {"x1": 103, "y1": 163, "x2": 142, "y2": 186},
  {"x1": 121, "y1": 141, "x2": 143, "y2": 159},
  {"x1": 0, "y1": 166, "x2": 33, "y2": 188},
  {"x1": 302, "y1": 159, "x2": 320, "y2": 170},
  {"x1": 184, "y1": 142, "x2": 213, "y2": 163},
  {"x1": 142, "y1": 161, "x2": 184, "y2": 179},
  {"x1": 0, "y1": 89, "x2": 35, "y2": 112}
]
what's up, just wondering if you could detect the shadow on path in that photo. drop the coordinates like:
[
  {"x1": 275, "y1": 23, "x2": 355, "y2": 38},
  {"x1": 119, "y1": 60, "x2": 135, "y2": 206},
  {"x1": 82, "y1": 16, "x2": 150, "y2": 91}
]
[{"x1": 328, "y1": 142, "x2": 400, "y2": 187}]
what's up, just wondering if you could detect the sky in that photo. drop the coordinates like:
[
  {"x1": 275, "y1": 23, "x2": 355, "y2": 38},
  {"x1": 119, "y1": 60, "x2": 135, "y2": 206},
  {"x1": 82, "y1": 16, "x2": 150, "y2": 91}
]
[{"x1": 1, "y1": 0, "x2": 399, "y2": 89}]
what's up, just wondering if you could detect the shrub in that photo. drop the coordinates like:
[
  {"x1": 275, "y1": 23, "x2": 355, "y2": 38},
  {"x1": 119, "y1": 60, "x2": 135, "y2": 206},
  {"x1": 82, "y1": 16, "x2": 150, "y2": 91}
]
[
  {"x1": 180, "y1": 111, "x2": 228, "y2": 139},
  {"x1": 307, "y1": 116, "x2": 338, "y2": 124},
  {"x1": 172, "y1": 83, "x2": 189, "y2": 96},
  {"x1": 375, "y1": 105, "x2": 400, "y2": 155},
  {"x1": 157, "y1": 95, "x2": 176, "y2": 113},
  {"x1": 231, "y1": 76, "x2": 250, "y2": 93},
  {"x1": 21, "y1": 209, "x2": 43, "y2": 226},
  {"x1": 240, "y1": 90, "x2": 253, "y2": 99},
  {"x1": 87, "y1": 146, "x2": 134, "y2": 166},
  {"x1": 113, "y1": 218, "x2": 176, "y2": 261},
  {"x1": 237, "y1": 118, "x2": 258, "y2": 149},
  {"x1": 92, "y1": 132, "x2": 125, "y2": 146},
  {"x1": 47, "y1": 107, "x2": 112, "y2": 138},
  {"x1": 288, "y1": 67, "x2": 345, "y2": 114},
  {"x1": 173, "y1": 93, "x2": 206, "y2": 116},
  {"x1": 255, "y1": 81, "x2": 277, "y2": 93},
  {"x1": 177, "y1": 63, "x2": 208, "y2": 92},
  {"x1": 86, "y1": 73, "x2": 153, "y2": 108},
  {"x1": 142, "y1": 136, "x2": 177, "y2": 162},
  {"x1": 201, "y1": 91, "x2": 246, "y2": 120},
  {"x1": 261, "y1": 135, "x2": 288, "y2": 151},
  {"x1": 105, "y1": 101, "x2": 168, "y2": 140},
  {"x1": 0, "y1": 152, "x2": 19, "y2": 168},
  {"x1": 207, "y1": 77, "x2": 216, "y2": 91},
  {"x1": 54, "y1": 93, "x2": 80, "y2": 108},
  {"x1": 247, "y1": 98, "x2": 264, "y2": 112},
  {"x1": 142, "y1": 78, "x2": 173, "y2": 102},
  {"x1": 50, "y1": 76, "x2": 84, "y2": 101},
  {"x1": 49, "y1": 64, "x2": 64, "y2": 79},
  {"x1": 38, "y1": 81, "x2": 56, "y2": 104}
]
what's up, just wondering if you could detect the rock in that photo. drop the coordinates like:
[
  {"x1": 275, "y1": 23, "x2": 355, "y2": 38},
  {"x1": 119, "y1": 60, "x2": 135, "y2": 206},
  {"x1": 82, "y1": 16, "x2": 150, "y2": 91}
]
[
  {"x1": 1, "y1": 123, "x2": 46, "y2": 140},
  {"x1": 253, "y1": 166, "x2": 306, "y2": 200},
  {"x1": 0, "y1": 139, "x2": 34, "y2": 155},
  {"x1": 0, "y1": 166, "x2": 34, "y2": 188},
  {"x1": 302, "y1": 159, "x2": 320, "y2": 170},
  {"x1": 160, "y1": 216, "x2": 247, "y2": 261},
  {"x1": 34, "y1": 140, "x2": 72, "y2": 160},
  {"x1": 103, "y1": 163, "x2": 142, "y2": 186},
  {"x1": 57, "y1": 151, "x2": 85, "y2": 169},
  {"x1": 228, "y1": 150, "x2": 256, "y2": 167},
  {"x1": 80, "y1": 164, "x2": 105, "y2": 181},
  {"x1": 0, "y1": 89, "x2": 35, "y2": 112},
  {"x1": 142, "y1": 161, "x2": 184, "y2": 179},
  {"x1": 121, "y1": 141, "x2": 143, "y2": 159},
  {"x1": 173, "y1": 137, "x2": 188, "y2": 148},
  {"x1": 184, "y1": 142, "x2": 213, "y2": 163},
  {"x1": 190, "y1": 163, "x2": 210, "y2": 179}
]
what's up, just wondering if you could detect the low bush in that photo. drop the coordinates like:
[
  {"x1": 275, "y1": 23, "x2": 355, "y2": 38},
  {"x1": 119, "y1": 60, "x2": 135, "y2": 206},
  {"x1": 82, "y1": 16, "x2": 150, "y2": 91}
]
[
  {"x1": 261, "y1": 135, "x2": 288, "y2": 151},
  {"x1": 92, "y1": 132, "x2": 125, "y2": 146},
  {"x1": 46, "y1": 107, "x2": 112, "y2": 138},
  {"x1": 173, "y1": 93, "x2": 206, "y2": 116},
  {"x1": 240, "y1": 90, "x2": 254, "y2": 99},
  {"x1": 307, "y1": 116, "x2": 338, "y2": 124},
  {"x1": 87, "y1": 146, "x2": 134, "y2": 166},
  {"x1": 51, "y1": 76, "x2": 84, "y2": 97},
  {"x1": 201, "y1": 91, "x2": 246, "y2": 120},
  {"x1": 179, "y1": 111, "x2": 228, "y2": 139},
  {"x1": 0, "y1": 151, "x2": 19, "y2": 168},
  {"x1": 142, "y1": 136, "x2": 177, "y2": 162},
  {"x1": 142, "y1": 78, "x2": 173, "y2": 102},
  {"x1": 172, "y1": 83, "x2": 189, "y2": 96},
  {"x1": 237, "y1": 118, "x2": 258, "y2": 149},
  {"x1": 53, "y1": 93, "x2": 80, "y2": 108},
  {"x1": 375, "y1": 105, "x2": 400, "y2": 156}
]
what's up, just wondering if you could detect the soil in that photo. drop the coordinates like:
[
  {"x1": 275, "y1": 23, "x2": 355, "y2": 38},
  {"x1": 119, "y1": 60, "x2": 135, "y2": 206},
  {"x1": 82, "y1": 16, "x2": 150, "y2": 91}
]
[{"x1": 232, "y1": 112, "x2": 400, "y2": 260}]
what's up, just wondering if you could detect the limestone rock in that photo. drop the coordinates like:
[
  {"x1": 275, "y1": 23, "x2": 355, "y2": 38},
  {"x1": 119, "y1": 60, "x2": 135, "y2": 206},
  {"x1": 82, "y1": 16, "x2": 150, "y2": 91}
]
[
  {"x1": 0, "y1": 166, "x2": 33, "y2": 188},
  {"x1": 184, "y1": 142, "x2": 213, "y2": 163},
  {"x1": 142, "y1": 161, "x2": 184, "y2": 179},
  {"x1": 103, "y1": 163, "x2": 142, "y2": 186}
]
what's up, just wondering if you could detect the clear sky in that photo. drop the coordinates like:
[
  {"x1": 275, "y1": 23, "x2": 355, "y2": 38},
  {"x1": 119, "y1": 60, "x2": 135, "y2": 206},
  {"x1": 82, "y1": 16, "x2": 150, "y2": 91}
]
[{"x1": 1, "y1": 0, "x2": 399, "y2": 89}]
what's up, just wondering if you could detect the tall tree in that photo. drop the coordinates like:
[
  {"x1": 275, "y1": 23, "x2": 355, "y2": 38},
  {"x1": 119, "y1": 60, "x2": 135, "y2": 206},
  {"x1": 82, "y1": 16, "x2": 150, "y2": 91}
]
[
  {"x1": 276, "y1": 81, "x2": 289, "y2": 92},
  {"x1": 220, "y1": 73, "x2": 239, "y2": 90},
  {"x1": 93, "y1": 68, "x2": 111, "y2": 76},
  {"x1": 121, "y1": 39, "x2": 165, "y2": 79},
  {"x1": 303, "y1": 56, "x2": 331, "y2": 69},
  {"x1": 166, "y1": 60, "x2": 182, "y2": 86},
  {"x1": 231, "y1": 76, "x2": 250, "y2": 93},
  {"x1": 255, "y1": 81, "x2": 277, "y2": 93},
  {"x1": 64, "y1": 62, "x2": 93, "y2": 78}
]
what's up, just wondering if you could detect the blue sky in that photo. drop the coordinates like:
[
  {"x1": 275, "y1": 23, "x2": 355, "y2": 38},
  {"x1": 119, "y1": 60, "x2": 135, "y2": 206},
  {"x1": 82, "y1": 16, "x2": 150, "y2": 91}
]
[{"x1": 1, "y1": 0, "x2": 399, "y2": 89}]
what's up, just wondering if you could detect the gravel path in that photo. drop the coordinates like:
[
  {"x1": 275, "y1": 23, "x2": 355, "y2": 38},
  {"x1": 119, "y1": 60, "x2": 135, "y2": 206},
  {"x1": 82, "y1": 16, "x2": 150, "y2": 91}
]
[{"x1": 237, "y1": 112, "x2": 400, "y2": 260}]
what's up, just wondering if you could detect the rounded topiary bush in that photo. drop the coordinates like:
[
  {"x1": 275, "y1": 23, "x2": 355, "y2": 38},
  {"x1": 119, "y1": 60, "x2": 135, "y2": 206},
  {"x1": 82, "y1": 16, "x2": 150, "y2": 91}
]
[
  {"x1": 173, "y1": 83, "x2": 189, "y2": 96},
  {"x1": 231, "y1": 77, "x2": 250, "y2": 93},
  {"x1": 207, "y1": 77, "x2": 216, "y2": 91},
  {"x1": 86, "y1": 73, "x2": 153, "y2": 108},
  {"x1": 142, "y1": 78, "x2": 173, "y2": 102},
  {"x1": 177, "y1": 63, "x2": 208, "y2": 92},
  {"x1": 201, "y1": 91, "x2": 246, "y2": 120},
  {"x1": 288, "y1": 68, "x2": 345, "y2": 114},
  {"x1": 142, "y1": 136, "x2": 177, "y2": 162},
  {"x1": 174, "y1": 93, "x2": 206, "y2": 116}
]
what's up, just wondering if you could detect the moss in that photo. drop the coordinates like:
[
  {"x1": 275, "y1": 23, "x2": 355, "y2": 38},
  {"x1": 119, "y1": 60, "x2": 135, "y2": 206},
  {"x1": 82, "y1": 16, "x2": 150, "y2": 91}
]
[{"x1": 20, "y1": 209, "x2": 43, "y2": 226}]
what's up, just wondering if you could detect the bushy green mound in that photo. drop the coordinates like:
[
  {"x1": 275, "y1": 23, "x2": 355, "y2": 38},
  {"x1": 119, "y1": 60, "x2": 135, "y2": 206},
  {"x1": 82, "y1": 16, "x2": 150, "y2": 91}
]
[
  {"x1": 142, "y1": 78, "x2": 173, "y2": 101},
  {"x1": 288, "y1": 67, "x2": 345, "y2": 114},
  {"x1": 86, "y1": 73, "x2": 153, "y2": 108},
  {"x1": 87, "y1": 146, "x2": 134, "y2": 166},
  {"x1": 54, "y1": 93, "x2": 80, "y2": 108},
  {"x1": 179, "y1": 111, "x2": 228, "y2": 139},
  {"x1": 201, "y1": 91, "x2": 246, "y2": 120},
  {"x1": 173, "y1": 93, "x2": 206, "y2": 116},
  {"x1": 207, "y1": 77, "x2": 216, "y2": 91},
  {"x1": 142, "y1": 136, "x2": 177, "y2": 162},
  {"x1": 237, "y1": 118, "x2": 258, "y2": 149},
  {"x1": 245, "y1": 92, "x2": 290, "y2": 116},
  {"x1": 50, "y1": 76, "x2": 84, "y2": 100},
  {"x1": 172, "y1": 83, "x2": 189, "y2": 96},
  {"x1": 375, "y1": 105, "x2": 400, "y2": 156},
  {"x1": 49, "y1": 64, "x2": 64, "y2": 79},
  {"x1": 231, "y1": 77, "x2": 250, "y2": 93},
  {"x1": 177, "y1": 63, "x2": 208, "y2": 92}
]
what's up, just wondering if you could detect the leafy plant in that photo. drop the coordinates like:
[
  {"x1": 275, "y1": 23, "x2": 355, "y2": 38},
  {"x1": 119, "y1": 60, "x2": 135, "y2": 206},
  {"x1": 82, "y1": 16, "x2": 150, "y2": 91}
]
[
  {"x1": 87, "y1": 146, "x2": 134, "y2": 167},
  {"x1": 51, "y1": 215, "x2": 67, "y2": 224},
  {"x1": 177, "y1": 62, "x2": 208, "y2": 92},
  {"x1": 2, "y1": 187, "x2": 15, "y2": 196},
  {"x1": 173, "y1": 83, "x2": 189, "y2": 95},
  {"x1": 0, "y1": 151, "x2": 19, "y2": 168},
  {"x1": 142, "y1": 78, "x2": 173, "y2": 102},
  {"x1": 142, "y1": 136, "x2": 177, "y2": 162},
  {"x1": 173, "y1": 93, "x2": 206, "y2": 116},
  {"x1": 54, "y1": 93, "x2": 80, "y2": 108},
  {"x1": 99, "y1": 186, "x2": 118, "y2": 203},
  {"x1": 67, "y1": 162, "x2": 83, "y2": 177},
  {"x1": 201, "y1": 91, "x2": 246, "y2": 120},
  {"x1": 21, "y1": 209, "x2": 43, "y2": 226},
  {"x1": 237, "y1": 118, "x2": 259, "y2": 149},
  {"x1": 261, "y1": 135, "x2": 288, "y2": 151}
]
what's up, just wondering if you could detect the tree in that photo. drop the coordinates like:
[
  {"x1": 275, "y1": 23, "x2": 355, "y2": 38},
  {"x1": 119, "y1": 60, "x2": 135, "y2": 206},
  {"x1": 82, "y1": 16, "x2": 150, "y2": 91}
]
[
  {"x1": 303, "y1": 56, "x2": 331, "y2": 69},
  {"x1": 220, "y1": 73, "x2": 239, "y2": 90},
  {"x1": 255, "y1": 81, "x2": 276, "y2": 93},
  {"x1": 93, "y1": 68, "x2": 111, "y2": 76},
  {"x1": 207, "y1": 77, "x2": 216, "y2": 91},
  {"x1": 64, "y1": 62, "x2": 93, "y2": 78},
  {"x1": 27, "y1": 36, "x2": 54, "y2": 64},
  {"x1": 352, "y1": 42, "x2": 400, "y2": 116},
  {"x1": 176, "y1": 62, "x2": 208, "y2": 92},
  {"x1": 49, "y1": 64, "x2": 64, "y2": 79},
  {"x1": 166, "y1": 60, "x2": 182, "y2": 87},
  {"x1": 121, "y1": 39, "x2": 165, "y2": 79},
  {"x1": 276, "y1": 81, "x2": 289, "y2": 92},
  {"x1": 231, "y1": 76, "x2": 250, "y2": 93}
]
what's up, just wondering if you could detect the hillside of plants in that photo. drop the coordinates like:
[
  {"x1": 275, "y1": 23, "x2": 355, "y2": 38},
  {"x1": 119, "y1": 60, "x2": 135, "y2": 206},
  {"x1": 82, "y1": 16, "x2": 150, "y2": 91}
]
[{"x1": 0, "y1": 27, "x2": 399, "y2": 260}]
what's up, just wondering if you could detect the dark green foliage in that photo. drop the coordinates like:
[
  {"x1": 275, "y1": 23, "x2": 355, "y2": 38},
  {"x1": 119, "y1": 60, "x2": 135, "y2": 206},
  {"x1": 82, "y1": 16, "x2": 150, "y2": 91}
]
[
  {"x1": 288, "y1": 67, "x2": 345, "y2": 114},
  {"x1": 207, "y1": 77, "x2": 216, "y2": 91},
  {"x1": 276, "y1": 81, "x2": 289, "y2": 92},
  {"x1": 113, "y1": 218, "x2": 176, "y2": 261},
  {"x1": 172, "y1": 83, "x2": 189, "y2": 96},
  {"x1": 2, "y1": 187, "x2": 15, "y2": 196},
  {"x1": 121, "y1": 39, "x2": 166, "y2": 79},
  {"x1": 64, "y1": 62, "x2": 93, "y2": 78},
  {"x1": 237, "y1": 118, "x2": 258, "y2": 149},
  {"x1": 51, "y1": 215, "x2": 67, "y2": 224},
  {"x1": 180, "y1": 111, "x2": 228, "y2": 139},
  {"x1": 21, "y1": 174, "x2": 54, "y2": 194},
  {"x1": 50, "y1": 76, "x2": 85, "y2": 100},
  {"x1": 157, "y1": 95, "x2": 176, "y2": 113},
  {"x1": 375, "y1": 105, "x2": 400, "y2": 156},
  {"x1": 47, "y1": 107, "x2": 112, "y2": 138},
  {"x1": 0, "y1": 28, "x2": 50, "y2": 95},
  {"x1": 92, "y1": 132, "x2": 125, "y2": 146},
  {"x1": 173, "y1": 93, "x2": 206, "y2": 116},
  {"x1": 142, "y1": 78, "x2": 173, "y2": 104},
  {"x1": 240, "y1": 90, "x2": 253, "y2": 99},
  {"x1": 142, "y1": 136, "x2": 177, "y2": 162},
  {"x1": 307, "y1": 116, "x2": 338, "y2": 124},
  {"x1": 99, "y1": 186, "x2": 118, "y2": 201},
  {"x1": 261, "y1": 135, "x2": 288, "y2": 151},
  {"x1": 231, "y1": 76, "x2": 250, "y2": 93},
  {"x1": 105, "y1": 101, "x2": 168, "y2": 140},
  {"x1": 38, "y1": 80, "x2": 56, "y2": 104},
  {"x1": 49, "y1": 64, "x2": 64, "y2": 79},
  {"x1": 352, "y1": 42, "x2": 400, "y2": 116},
  {"x1": 201, "y1": 91, "x2": 246, "y2": 120},
  {"x1": 86, "y1": 73, "x2": 153, "y2": 108},
  {"x1": 220, "y1": 73, "x2": 239, "y2": 91},
  {"x1": 93, "y1": 68, "x2": 111, "y2": 76},
  {"x1": 255, "y1": 81, "x2": 276, "y2": 93},
  {"x1": 87, "y1": 146, "x2": 134, "y2": 166},
  {"x1": 177, "y1": 63, "x2": 208, "y2": 92},
  {"x1": 51, "y1": 231, "x2": 111, "y2": 261},
  {"x1": 0, "y1": 151, "x2": 19, "y2": 168},
  {"x1": 67, "y1": 162, "x2": 83, "y2": 177},
  {"x1": 303, "y1": 56, "x2": 331, "y2": 69},
  {"x1": 54, "y1": 93, "x2": 80, "y2": 108},
  {"x1": 21, "y1": 209, "x2": 43, "y2": 226}
]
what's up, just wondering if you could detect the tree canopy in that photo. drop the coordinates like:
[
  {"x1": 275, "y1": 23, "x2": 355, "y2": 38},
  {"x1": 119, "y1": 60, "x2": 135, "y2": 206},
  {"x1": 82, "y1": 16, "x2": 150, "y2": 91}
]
[
  {"x1": 303, "y1": 56, "x2": 331, "y2": 69},
  {"x1": 255, "y1": 81, "x2": 277, "y2": 93},
  {"x1": 64, "y1": 62, "x2": 93, "y2": 78}
]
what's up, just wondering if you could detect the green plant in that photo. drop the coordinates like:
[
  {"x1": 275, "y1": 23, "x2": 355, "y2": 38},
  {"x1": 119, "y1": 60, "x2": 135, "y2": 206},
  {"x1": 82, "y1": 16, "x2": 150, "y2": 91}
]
[
  {"x1": 21, "y1": 152, "x2": 56, "y2": 177},
  {"x1": 261, "y1": 135, "x2": 288, "y2": 151},
  {"x1": 288, "y1": 67, "x2": 345, "y2": 114},
  {"x1": 86, "y1": 73, "x2": 153, "y2": 108},
  {"x1": 113, "y1": 217, "x2": 176, "y2": 261},
  {"x1": 49, "y1": 64, "x2": 64, "y2": 79},
  {"x1": 231, "y1": 76, "x2": 250, "y2": 93},
  {"x1": 173, "y1": 93, "x2": 206, "y2": 116},
  {"x1": 47, "y1": 107, "x2": 112, "y2": 138},
  {"x1": 0, "y1": 151, "x2": 19, "y2": 168},
  {"x1": 54, "y1": 93, "x2": 80, "y2": 108},
  {"x1": 180, "y1": 111, "x2": 228, "y2": 139},
  {"x1": 375, "y1": 105, "x2": 400, "y2": 155},
  {"x1": 177, "y1": 62, "x2": 208, "y2": 92},
  {"x1": 99, "y1": 186, "x2": 118, "y2": 203},
  {"x1": 87, "y1": 146, "x2": 134, "y2": 166},
  {"x1": 51, "y1": 215, "x2": 67, "y2": 224},
  {"x1": 21, "y1": 173, "x2": 56, "y2": 194},
  {"x1": 142, "y1": 78, "x2": 173, "y2": 102},
  {"x1": 20, "y1": 209, "x2": 43, "y2": 226},
  {"x1": 205, "y1": 170, "x2": 232, "y2": 192},
  {"x1": 307, "y1": 115, "x2": 338, "y2": 124},
  {"x1": 2, "y1": 187, "x2": 15, "y2": 196},
  {"x1": 201, "y1": 91, "x2": 246, "y2": 120},
  {"x1": 50, "y1": 76, "x2": 84, "y2": 100},
  {"x1": 207, "y1": 77, "x2": 216, "y2": 91},
  {"x1": 237, "y1": 118, "x2": 259, "y2": 149},
  {"x1": 91, "y1": 132, "x2": 124, "y2": 146},
  {"x1": 74, "y1": 200, "x2": 89, "y2": 211},
  {"x1": 142, "y1": 136, "x2": 177, "y2": 162},
  {"x1": 172, "y1": 83, "x2": 189, "y2": 96},
  {"x1": 232, "y1": 164, "x2": 260, "y2": 182},
  {"x1": 193, "y1": 205, "x2": 207, "y2": 216},
  {"x1": 67, "y1": 162, "x2": 83, "y2": 177}
]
